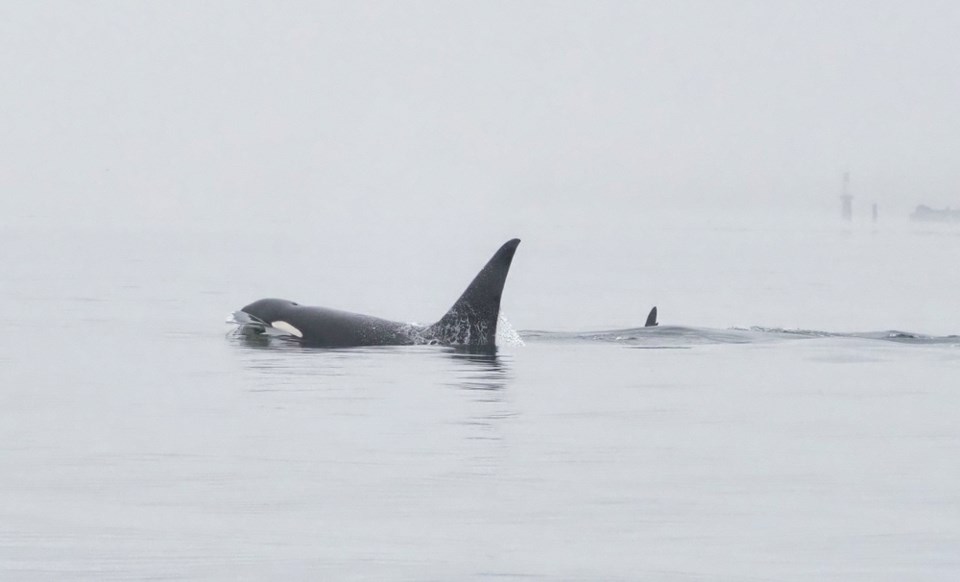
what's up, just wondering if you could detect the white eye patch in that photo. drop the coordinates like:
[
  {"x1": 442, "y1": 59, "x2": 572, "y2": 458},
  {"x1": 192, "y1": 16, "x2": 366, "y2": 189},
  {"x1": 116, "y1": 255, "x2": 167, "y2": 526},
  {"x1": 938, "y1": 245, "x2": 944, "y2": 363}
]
[{"x1": 271, "y1": 320, "x2": 303, "y2": 338}]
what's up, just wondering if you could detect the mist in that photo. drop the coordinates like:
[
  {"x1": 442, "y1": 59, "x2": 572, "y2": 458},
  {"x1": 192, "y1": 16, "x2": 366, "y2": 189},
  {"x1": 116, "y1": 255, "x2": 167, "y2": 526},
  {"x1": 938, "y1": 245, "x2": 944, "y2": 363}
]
[{"x1": 3, "y1": 1, "x2": 959, "y2": 235}]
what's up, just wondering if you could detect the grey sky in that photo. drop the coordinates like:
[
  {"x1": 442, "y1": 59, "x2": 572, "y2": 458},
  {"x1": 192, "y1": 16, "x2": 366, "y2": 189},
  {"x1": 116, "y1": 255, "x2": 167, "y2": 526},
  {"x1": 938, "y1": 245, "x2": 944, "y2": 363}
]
[{"x1": 2, "y1": 1, "x2": 958, "y2": 231}]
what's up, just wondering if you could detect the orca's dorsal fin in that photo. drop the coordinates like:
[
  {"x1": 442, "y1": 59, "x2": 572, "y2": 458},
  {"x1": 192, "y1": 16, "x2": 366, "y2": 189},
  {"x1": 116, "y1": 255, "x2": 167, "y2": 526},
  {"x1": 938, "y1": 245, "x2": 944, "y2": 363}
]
[
  {"x1": 645, "y1": 306, "x2": 658, "y2": 327},
  {"x1": 427, "y1": 239, "x2": 521, "y2": 346}
]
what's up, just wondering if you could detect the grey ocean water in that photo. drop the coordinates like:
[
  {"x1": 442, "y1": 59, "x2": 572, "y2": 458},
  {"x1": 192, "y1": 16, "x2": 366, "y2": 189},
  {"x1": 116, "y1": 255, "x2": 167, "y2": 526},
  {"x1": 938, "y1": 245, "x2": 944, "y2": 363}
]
[{"x1": 2, "y1": 219, "x2": 959, "y2": 580}]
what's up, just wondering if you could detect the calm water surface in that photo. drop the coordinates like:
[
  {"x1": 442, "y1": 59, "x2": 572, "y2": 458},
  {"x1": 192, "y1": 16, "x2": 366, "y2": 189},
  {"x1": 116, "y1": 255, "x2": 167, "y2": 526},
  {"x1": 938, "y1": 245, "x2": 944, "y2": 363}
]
[{"x1": 1, "y1": 222, "x2": 958, "y2": 580}]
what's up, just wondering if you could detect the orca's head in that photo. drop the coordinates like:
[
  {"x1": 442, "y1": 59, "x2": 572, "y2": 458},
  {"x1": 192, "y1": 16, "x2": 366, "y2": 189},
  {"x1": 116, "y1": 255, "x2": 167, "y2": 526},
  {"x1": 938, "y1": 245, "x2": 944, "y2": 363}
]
[{"x1": 239, "y1": 298, "x2": 304, "y2": 338}]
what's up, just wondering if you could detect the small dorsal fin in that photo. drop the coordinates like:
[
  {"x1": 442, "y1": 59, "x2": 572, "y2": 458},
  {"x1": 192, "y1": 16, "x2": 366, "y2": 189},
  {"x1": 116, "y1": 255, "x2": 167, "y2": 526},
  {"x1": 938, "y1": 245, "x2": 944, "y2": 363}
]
[
  {"x1": 427, "y1": 239, "x2": 521, "y2": 346},
  {"x1": 645, "y1": 306, "x2": 658, "y2": 327}
]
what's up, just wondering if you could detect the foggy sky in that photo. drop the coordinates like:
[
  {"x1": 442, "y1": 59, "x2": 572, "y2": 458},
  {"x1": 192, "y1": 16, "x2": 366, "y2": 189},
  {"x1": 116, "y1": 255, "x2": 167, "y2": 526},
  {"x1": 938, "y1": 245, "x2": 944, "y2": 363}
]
[{"x1": 2, "y1": 1, "x2": 959, "y2": 232}]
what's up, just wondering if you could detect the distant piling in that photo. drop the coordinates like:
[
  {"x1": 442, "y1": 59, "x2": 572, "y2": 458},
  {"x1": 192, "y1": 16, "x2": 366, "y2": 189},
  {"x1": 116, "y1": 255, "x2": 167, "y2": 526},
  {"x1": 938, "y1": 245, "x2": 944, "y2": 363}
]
[
  {"x1": 839, "y1": 172, "x2": 853, "y2": 221},
  {"x1": 841, "y1": 195, "x2": 853, "y2": 221}
]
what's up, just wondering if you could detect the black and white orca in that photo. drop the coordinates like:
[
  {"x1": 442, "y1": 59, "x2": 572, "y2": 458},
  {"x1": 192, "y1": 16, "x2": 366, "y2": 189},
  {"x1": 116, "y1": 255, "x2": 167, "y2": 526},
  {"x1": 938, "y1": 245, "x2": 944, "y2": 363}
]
[{"x1": 231, "y1": 239, "x2": 520, "y2": 348}]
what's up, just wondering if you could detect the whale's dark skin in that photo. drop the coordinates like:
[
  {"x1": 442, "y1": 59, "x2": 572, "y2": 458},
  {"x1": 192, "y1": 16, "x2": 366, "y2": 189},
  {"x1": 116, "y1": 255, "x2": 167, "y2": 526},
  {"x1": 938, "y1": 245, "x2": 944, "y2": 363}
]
[
  {"x1": 644, "y1": 306, "x2": 658, "y2": 327},
  {"x1": 237, "y1": 239, "x2": 520, "y2": 348}
]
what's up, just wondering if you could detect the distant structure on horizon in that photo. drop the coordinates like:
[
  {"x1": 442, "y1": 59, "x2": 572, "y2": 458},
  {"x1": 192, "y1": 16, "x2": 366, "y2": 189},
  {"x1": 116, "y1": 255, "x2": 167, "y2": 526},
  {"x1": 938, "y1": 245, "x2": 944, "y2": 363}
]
[
  {"x1": 910, "y1": 205, "x2": 960, "y2": 223},
  {"x1": 839, "y1": 172, "x2": 853, "y2": 221}
]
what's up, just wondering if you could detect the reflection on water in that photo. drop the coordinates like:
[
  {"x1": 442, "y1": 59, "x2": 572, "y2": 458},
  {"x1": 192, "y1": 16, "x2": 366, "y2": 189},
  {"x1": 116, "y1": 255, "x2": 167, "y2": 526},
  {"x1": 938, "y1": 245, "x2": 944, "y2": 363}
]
[
  {"x1": 443, "y1": 346, "x2": 509, "y2": 392},
  {"x1": 229, "y1": 327, "x2": 302, "y2": 351},
  {"x1": 442, "y1": 348, "x2": 515, "y2": 446},
  {"x1": 228, "y1": 328, "x2": 512, "y2": 393},
  {"x1": 224, "y1": 332, "x2": 518, "y2": 481},
  {"x1": 227, "y1": 333, "x2": 515, "y2": 436}
]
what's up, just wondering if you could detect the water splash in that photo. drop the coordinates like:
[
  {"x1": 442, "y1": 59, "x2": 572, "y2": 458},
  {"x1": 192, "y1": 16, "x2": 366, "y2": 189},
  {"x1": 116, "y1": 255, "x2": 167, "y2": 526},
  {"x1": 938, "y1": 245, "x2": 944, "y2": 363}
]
[{"x1": 496, "y1": 313, "x2": 525, "y2": 346}]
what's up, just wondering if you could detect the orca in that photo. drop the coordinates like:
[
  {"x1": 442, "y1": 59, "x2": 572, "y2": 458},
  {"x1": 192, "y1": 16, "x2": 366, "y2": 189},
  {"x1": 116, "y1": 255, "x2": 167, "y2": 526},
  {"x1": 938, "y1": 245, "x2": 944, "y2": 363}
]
[
  {"x1": 644, "y1": 306, "x2": 658, "y2": 327},
  {"x1": 231, "y1": 239, "x2": 521, "y2": 348}
]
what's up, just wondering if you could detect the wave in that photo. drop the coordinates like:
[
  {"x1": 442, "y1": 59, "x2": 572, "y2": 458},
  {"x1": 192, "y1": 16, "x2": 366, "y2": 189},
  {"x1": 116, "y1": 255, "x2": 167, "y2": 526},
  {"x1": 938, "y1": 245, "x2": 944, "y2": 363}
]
[{"x1": 520, "y1": 325, "x2": 960, "y2": 347}]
